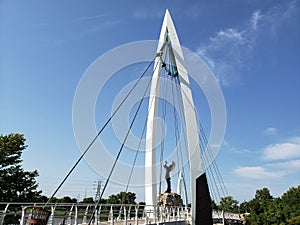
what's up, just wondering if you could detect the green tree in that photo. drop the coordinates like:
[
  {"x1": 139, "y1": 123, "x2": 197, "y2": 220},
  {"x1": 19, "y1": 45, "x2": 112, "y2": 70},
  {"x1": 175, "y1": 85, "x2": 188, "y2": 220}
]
[
  {"x1": 245, "y1": 187, "x2": 275, "y2": 224},
  {"x1": 36, "y1": 195, "x2": 49, "y2": 202},
  {"x1": 0, "y1": 134, "x2": 41, "y2": 202},
  {"x1": 81, "y1": 197, "x2": 95, "y2": 203},
  {"x1": 107, "y1": 191, "x2": 136, "y2": 204},
  {"x1": 282, "y1": 186, "x2": 300, "y2": 222},
  {"x1": 249, "y1": 188, "x2": 273, "y2": 214},
  {"x1": 255, "y1": 187, "x2": 273, "y2": 203},
  {"x1": 219, "y1": 196, "x2": 239, "y2": 213},
  {"x1": 265, "y1": 197, "x2": 285, "y2": 224},
  {"x1": 48, "y1": 197, "x2": 59, "y2": 203},
  {"x1": 288, "y1": 215, "x2": 300, "y2": 225},
  {"x1": 211, "y1": 200, "x2": 218, "y2": 210},
  {"x1": 57, "y1": 196, "x2": 77, "y2": 203},
  {"x1": 239, "y1": 201, "x2": 248, "y2": 213}
]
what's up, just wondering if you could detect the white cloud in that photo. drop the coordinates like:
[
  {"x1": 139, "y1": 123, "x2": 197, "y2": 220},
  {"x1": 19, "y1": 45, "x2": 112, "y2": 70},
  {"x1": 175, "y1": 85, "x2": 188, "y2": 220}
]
[
  {"x1": 250, "y1": 10, "x2": 263, "y2": 30},
  {"x1": 229, "y1": 147, "x2": 254, "y2": 154},
  {"x1": 264, "y1": 0, "x2": 298, "y2": 37},
  {"x1": 234, "y1": 166, "x2": 284, "y2": 179},
  {"x1": 196, "y1": 18, "x2": 254, "y2": 86},
  {"x1": 287, "y1": 136, "x2": 300, "y2": 144},
  {"x1": 197, "y1": 49, "x2": 215, "y2": 69},
  {"x1": 264, "y1": 127, "x2": 278, "y2": 135},
  {"x1": 233, "y1": 159, "x2": 300, "y2": 181},
  {"x1": 210, "y1": 29, "x2": 245, "y2": 43},
  {"x1": 267, "y1": 159, "x2": 300, "y2": 172},
  {"x1": 232, "y1": 136, "x2": 300, "y2": 183},
  {"x1": 196, "y1": 1, "x2": 297, "y2": 87},
  {"x1": 263, "y1": 137, "x2": 300, "y2": 161},
  {"x1": 224, "y1": 182, "x2": 258, "y2": 201}
]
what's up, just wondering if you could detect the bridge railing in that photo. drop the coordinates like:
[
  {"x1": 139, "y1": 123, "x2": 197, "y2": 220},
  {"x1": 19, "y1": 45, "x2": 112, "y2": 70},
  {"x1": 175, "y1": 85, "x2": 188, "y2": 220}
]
[
  {"x1": 0, "y1": 203, "x2": 191, "y2": 225},
  {"x1": 0, "y1": 202, "x2": 24, "y2": 225}
]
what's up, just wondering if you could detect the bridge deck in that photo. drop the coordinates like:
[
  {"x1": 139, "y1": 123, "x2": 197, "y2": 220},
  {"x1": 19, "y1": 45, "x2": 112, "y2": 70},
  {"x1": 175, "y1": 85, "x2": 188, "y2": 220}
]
[{"x1": 0, "y1": 203, "x2": 242, "y2": 225}]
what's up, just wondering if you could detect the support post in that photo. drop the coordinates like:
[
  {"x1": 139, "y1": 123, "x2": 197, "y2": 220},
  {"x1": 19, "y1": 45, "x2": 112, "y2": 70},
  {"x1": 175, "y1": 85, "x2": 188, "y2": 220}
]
[
  {"x1": 135, "y1": 206, "x2": 138, "y2": 225},
  {"x1": 67, "y1": 205, "x2": 74, "y2": 225},
  {"x1": 50, "y1": 206, "x2": 55, "y2": 225},
  {"x1": 124, "y1": 206, "x2": 128, "y2": 225},
  {"x1": 145, "y1": 9, "x2": 203, "y2": 225},
  {"x1": 109, "y1": 206, "x2": 114, "y2": 225},
  {"x1": 20, "y1": 206, "x2": 26, "y2": 225},
  {"x1": 74, "y1": 206, "x2": 78, "y2": 225},
  {"x1": 82, "y1": 205, "x2": 89, "y2": 224}
]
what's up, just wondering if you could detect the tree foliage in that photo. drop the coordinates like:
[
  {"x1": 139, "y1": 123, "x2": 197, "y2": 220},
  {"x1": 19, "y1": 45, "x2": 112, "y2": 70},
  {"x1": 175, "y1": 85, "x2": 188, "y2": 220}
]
[
  {"x1": 57, "y1": 196, "x2": 77, "y2": 203},
  {"x1": 106, "y1": 191, "x2": 136, "y2": 204},
  {"x1": 243, "y1": 186, "x2": 300, "y2": 224},
  {"x1": 0, "y1": 134, "x2": 41, "y2": 202},
  {"x1": 214, "y1": 187, "x2": 300, "y2": 224},
  {"x1": 281, "y1": 186, "x2": 300, "y2": 220},
  {"x1": 219, "y1": 196, "x2": 239, "y2": 213},
  {"x1": 81, "y1": 197, "x2": 95, "y2": 203}
]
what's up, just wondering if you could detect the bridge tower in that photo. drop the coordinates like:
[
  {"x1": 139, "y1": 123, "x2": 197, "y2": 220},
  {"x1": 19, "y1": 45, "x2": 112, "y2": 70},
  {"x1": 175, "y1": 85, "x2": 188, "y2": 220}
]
[{"x1": 145, "y1": 10, "x2": 203, "y2": 225}]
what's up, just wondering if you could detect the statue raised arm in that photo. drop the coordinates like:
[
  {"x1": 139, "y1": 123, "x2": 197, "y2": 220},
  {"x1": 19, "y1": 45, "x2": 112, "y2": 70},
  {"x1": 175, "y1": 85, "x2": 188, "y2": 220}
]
[{"x1": 163, "y1": 161, "x2": 176, "y2": 193}]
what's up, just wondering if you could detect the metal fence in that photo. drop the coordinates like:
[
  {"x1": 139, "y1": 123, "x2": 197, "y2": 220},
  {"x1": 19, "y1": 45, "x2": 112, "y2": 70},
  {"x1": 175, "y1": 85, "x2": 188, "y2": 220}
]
[{"x1": 0, "y1": 203, "x2": 191, "y2": 225}]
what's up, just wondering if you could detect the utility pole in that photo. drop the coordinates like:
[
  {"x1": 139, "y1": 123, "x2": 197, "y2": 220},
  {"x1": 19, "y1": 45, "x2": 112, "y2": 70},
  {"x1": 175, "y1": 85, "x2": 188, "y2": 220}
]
[{"x1": 94, "y1": 179, "x2": 102, "y2": 201}]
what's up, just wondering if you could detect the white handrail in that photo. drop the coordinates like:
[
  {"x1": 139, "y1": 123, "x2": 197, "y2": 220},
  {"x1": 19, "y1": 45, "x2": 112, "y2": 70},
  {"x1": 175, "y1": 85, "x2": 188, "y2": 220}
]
[{"x1": 0, "y1": 202, "x2": 242, "y2": 225}]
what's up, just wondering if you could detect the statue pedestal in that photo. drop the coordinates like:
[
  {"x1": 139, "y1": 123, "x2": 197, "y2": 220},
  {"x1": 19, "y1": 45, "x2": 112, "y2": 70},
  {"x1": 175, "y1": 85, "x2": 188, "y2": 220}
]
[{"x1": 157, "y1": 193, "x2": 183, "y2": 207}]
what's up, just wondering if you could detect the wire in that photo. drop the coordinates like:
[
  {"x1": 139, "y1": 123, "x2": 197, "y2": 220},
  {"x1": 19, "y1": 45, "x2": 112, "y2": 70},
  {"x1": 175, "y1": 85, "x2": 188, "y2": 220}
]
[
  {"x1": 87, "y1": 57, "x2": 162, "y2": 225},
  {"x1": 171, "y1": 77, "x2": 181, "y2": 179},
  {"x1": 45, "y1": 56, "x2": 157, "y2": 207},
  {"x1": 158, "y1": 44, "x2": 169, "y2": 194},
  {"x1": 124, "y1": 56, "x2": 163, "y2": 194},
  {"x1": 159, "y1": 68, "x2": 168, "y2": 194}
]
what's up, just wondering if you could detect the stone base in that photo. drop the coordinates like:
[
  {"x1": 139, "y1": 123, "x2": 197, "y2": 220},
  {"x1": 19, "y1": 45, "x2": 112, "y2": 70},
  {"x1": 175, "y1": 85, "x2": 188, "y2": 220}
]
[{"x1": 157, "y1": 193, "x2": 183, "y2": 207}]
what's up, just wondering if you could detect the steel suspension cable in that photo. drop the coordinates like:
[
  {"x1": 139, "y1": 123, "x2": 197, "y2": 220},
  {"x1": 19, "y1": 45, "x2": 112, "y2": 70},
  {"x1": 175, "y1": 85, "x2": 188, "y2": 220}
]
[
  {"x1": 173, "y1": 74, "x2": 223, "y2": 204},
  {"x1": 194, "y1": 111, "x2": 225, "y2": 198},
  {"x1": 124, "y1": 55, "x2": 165, "y2": 194},
  {"x1": 159, "y1": 73, "x2": 168, "y2": 194},
  {"x1": 173, "y1": 74, "x2": 227, "y2": 200},
  {"x1": 173, "y1": 76, "x2": 191, "y2": 171},
  {"x1": 198, "y1": 121, "x2": 228, "y2": 197},
  {"x1": 163, "y1": 48, "x2": 187, "y2": 178},
  {"x1": 161, "y1": 63, "x2": 189, "y2": 198},
  {"x1": 124, "y1": 91, "x2": 156, "y2": 194},
  {"x1": 187, "y1": 85, "x2": 227, "y2": 200},
  {"x1": 158, "y1": 46, "x2": 169, "y2": 194},
  {"x1": 123, "y1": 43, "x2": 171, "y2": 198},
  {"x1": 45, "y1": 56, "x2": 157, "y2": 207},
  {"x1": 172, "y1": 75, "x2": 197, "y2": 205},
  {"x1": 87, "y1": 58, "x2": 160, "y2": 225},
  {"x1": 173, "y1": 76, "x2": 189, "y2": 192},
  {"x1": 171, "y1": 77, "x2": 181, "y2": 179}
]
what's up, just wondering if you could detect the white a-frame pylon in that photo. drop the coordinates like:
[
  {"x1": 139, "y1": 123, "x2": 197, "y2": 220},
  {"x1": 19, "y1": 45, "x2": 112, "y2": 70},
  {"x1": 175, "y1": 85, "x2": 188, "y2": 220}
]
[{"x1": 145, "y1": 9, "x2": 203, "y2": 224}]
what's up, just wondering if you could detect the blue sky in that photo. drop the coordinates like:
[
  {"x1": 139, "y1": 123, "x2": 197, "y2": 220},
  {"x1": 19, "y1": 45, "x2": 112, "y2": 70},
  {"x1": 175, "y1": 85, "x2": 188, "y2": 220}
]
[{"x1": 1, "y1": 0, "x2": 300, "y2": 203}]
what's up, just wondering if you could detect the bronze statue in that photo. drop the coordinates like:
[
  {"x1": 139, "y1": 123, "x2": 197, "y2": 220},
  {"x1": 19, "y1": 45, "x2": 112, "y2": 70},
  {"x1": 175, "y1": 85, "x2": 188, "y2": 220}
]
[{"x1": 164, "y1": 161, "x2": 175, "y2": 193}]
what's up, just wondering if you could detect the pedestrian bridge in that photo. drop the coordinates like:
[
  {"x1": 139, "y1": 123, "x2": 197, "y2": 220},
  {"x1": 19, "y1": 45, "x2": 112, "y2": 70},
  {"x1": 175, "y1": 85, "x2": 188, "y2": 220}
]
[{"x1": 1, "y1": 203, "x2": 243, "y2": 225}]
